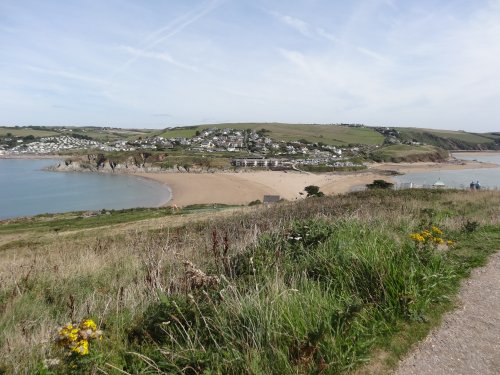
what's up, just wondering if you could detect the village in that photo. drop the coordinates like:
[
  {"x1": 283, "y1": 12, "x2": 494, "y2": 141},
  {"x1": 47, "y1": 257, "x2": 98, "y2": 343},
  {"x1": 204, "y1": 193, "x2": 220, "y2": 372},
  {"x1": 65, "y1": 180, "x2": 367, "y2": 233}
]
[{"x1": 0, "y1": 126, "x2": 365, "y2": 170}]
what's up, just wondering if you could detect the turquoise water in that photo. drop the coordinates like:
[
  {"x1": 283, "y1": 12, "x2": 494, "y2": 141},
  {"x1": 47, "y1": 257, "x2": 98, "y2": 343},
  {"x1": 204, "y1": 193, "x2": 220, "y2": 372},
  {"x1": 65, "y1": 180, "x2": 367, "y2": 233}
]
[
  {"x1": 394, "y1": 153, "x2": 500, "y2": 190},
  {"x1": 0, "y1": 159, "x2": 171, "y2": 219}
]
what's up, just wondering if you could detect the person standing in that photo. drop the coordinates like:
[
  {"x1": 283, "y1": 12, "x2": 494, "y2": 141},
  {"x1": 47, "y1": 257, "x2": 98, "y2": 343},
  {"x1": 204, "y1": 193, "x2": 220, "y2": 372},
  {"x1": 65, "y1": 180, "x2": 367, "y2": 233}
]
[{"x1": 475, "y1": 181, "x2": 481, "y2": 190}]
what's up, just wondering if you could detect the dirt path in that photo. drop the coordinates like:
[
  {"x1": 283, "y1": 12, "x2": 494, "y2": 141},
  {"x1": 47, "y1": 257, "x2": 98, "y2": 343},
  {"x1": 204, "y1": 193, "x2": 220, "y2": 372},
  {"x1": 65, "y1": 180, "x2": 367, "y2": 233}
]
[{"x1": 395, "y1": 251, "x2": 500, "y2": 374}]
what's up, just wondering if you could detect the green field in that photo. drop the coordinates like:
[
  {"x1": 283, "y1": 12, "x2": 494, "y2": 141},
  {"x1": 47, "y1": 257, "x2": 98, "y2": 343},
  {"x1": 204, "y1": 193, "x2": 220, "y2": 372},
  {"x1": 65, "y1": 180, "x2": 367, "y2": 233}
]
[
  {"x1": 0, "y1": 126, "x2": 60, "y2": 137},
  {"x1": 159, "y1": 123, "x2": 385, "y2": 146},
  {"x1": 371, "y1": 144, "x2": 449, "y2": 162},
  {"x1": 399, "y1": 128, "x2": 495, "y2": 145},
  {"x1": 0, "y1": 126, "x2": 154, "y2": 142}
]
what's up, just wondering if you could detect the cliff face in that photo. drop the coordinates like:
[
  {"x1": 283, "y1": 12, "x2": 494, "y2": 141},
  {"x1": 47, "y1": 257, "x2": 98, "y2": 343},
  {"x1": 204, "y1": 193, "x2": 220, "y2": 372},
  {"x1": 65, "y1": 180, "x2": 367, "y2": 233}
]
[
  {"x1": 49, "y1": 153, "x2": 209, "y2": 174},
  {"x1": 50, "y1": 153, "x2": 162, "y2": 173}
]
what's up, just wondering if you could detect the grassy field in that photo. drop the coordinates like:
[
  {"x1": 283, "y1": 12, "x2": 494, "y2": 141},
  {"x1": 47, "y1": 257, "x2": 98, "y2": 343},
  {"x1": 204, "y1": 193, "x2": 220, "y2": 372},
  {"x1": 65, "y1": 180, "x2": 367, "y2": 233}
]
[
  {"x1": 398, "y1": 128, "x2": 495, "y2": 146},
  {"x1": 371, "y1": 144, "x2": 449, "y2": 162},
  {"x1": 1, "y1": 189, "x2": 499, "y2": 374},
  {"x1": 0, "y1": 126, "x2": 155, "y2": 142},
  {"x1": 159, "y1": 123, "x2": 385, "y2": 146},
  {"x1": 0, "y1": 127, "x2": 60, "y2": 137}
]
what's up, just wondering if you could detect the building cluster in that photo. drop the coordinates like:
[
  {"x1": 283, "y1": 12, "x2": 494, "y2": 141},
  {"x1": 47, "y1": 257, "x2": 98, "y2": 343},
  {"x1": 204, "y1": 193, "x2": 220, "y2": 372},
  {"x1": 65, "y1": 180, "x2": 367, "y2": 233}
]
[
  {"x1": 3, "y1": 136, "x2": 117, "y2": 154},
  {"x1": 0, "y1": 127, "x2": 363, "y2": 170}
]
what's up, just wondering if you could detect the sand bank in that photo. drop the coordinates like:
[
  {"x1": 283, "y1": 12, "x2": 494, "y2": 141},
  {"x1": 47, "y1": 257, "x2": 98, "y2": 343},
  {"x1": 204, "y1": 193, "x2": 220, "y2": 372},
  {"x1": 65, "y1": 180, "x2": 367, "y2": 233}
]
[
  {"x1": 135, "y1": 170, "x2": 390, "y2": 206},
  {"x1": 135, "y1": 158, "x2": 500, "y2": 207},
  {"x1": 368, "y1": 159, "x2": 499, "y2": 174}
]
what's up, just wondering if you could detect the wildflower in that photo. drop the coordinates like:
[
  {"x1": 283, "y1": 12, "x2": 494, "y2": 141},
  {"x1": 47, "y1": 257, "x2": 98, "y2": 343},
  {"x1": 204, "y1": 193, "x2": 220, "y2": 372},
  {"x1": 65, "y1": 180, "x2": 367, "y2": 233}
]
[
  {"x1": 55, "y1": 318, "x2": 102, "y2": 356},
  {"x1": 447, "y1": 240, "x2": 455, "y2": 246},
  {"x1": 71, "y1": 340, "x2": 89, "y2": 355},
  {"x1": 421, "y1": 230, "x2": 432, "y2": 239},
  {"x1": 433, "y1": 237, "x2": 444, "y2": 245},
  {"x1": 80, "y1": 319, "x2": 97, "y2": 331},
  {"x1": 432, "y1": 226, "x2": 444, "y2": 235},
  {"x1": 410, "y1": 233, "x2": 425, "y2": 242}
]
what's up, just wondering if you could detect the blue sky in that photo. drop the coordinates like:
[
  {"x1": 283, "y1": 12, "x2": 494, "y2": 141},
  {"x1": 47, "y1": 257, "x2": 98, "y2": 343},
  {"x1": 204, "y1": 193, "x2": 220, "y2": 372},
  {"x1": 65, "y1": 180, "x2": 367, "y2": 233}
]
[{"x1": 1, "y1": 0, "x2": 499, "y2": 131}]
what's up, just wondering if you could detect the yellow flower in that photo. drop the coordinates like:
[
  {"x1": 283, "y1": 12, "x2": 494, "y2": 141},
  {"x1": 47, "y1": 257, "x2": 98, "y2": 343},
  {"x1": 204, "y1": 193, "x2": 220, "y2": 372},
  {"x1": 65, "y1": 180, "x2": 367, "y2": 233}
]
[
  {"x1": 80, "y1": 319, "x2": 97, "y2": 331},
  {"x1": 71, "y1": 340, "x2": 89, "y2": 355},
  {"x1": 56, "y1": 318, "x2": 103, "y2": 356},
  {"x1": 58, "y1": 325, "x2": 79, "y2": 343},
  {"x1": 447, "y1": 240, "x2": 455, "y2": 246},
  {"x1": 431, "y1": 226, "x2": 443, "y2": 235},
  {"x1": 433, "y1": 237, "x2": 444, "y2": 244},
  {"x1": 421, "y1": 230, "x2": 432, "y2": 239},
  {"x1": 410, "y1": 233, "x2": 425, "y2": 242}
]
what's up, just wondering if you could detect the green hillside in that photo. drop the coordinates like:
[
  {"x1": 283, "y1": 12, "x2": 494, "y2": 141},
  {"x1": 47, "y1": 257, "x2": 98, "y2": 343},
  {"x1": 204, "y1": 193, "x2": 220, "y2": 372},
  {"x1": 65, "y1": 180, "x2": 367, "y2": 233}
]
[
  {"x1": 159, "y1": 123, "x2": 384, "y2": 146},
  {"x1": 0, "y1": 126, "x2": 60, "y2": 137},
  {"x1": 371, "y1": 144, "x2": 449, "y2": 162},
  {"x1": 398, "y1": 128, "x2": 498, "y2": 150}
]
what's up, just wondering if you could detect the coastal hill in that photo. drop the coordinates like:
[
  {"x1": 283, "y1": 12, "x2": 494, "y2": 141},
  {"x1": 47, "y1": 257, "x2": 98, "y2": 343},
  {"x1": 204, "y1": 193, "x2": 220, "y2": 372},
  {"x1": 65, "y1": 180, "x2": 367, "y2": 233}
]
[
  {"x1": 155, "y1": 123, "x2": 500, "y2": 150},
  {"x1": 1, "y1": 123, "x2": 499, "y2": 151},
  {"x1": 2, "y1": 124, "x2": 498, "y2": 170}
]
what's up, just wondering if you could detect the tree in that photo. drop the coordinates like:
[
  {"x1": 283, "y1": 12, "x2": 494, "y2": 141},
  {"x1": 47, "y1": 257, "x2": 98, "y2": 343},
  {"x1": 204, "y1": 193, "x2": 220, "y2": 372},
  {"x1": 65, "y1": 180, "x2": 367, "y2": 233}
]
[
  {"x1": 304, "y1": 185, "x2": 324, "y2": 197},
  {"x1": 366, "y1": 179, "x2": 394, "y2": 190}
]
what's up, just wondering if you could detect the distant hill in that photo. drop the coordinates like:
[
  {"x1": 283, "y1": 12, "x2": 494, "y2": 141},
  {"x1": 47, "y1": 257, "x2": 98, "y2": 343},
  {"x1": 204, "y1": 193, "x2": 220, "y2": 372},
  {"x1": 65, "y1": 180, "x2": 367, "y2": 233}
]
[
  {"x1": 397, "y1": 128, "x2": 499, "y2": 150},
  {"x1": 370, "y1": 144, "x2": 449, "y2": 163},
  {"x1": 157, "y1": 123, "x2": 384, "y2": 146},
  {"x1": 158, "y1": 123, "x2": 499, "y2": 150},
  {"x1": 2, "y1": 124, "x2": 498, "y2": 151}
]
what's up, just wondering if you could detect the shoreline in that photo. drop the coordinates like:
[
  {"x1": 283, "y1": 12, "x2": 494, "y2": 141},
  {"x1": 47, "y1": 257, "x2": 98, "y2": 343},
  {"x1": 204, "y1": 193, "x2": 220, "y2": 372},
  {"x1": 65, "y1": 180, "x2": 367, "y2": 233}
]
[
  {"x1": 134, "y1": 158, "x2": 500, "y2": 207},
  {"x1": 3, "y1": 154, "x2": 499, "y2": 210}
]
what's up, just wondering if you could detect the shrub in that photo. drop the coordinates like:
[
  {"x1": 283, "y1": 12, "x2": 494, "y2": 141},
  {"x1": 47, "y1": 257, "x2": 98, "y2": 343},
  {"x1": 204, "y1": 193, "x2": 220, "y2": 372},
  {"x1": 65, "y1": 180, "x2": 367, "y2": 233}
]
[
  {"x1": 366, "y1": 179, "x2": 394, "y2": 189},
  {"x1": 304, "y1": 185, "x2": 325, "y2": 197}
]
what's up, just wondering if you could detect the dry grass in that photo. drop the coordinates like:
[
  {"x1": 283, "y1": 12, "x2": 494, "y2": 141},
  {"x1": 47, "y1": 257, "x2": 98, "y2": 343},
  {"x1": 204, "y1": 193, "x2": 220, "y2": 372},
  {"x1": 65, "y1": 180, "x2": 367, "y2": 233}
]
[{"x1": 0, "y1": 190, "x2": 499, "y2": 373}]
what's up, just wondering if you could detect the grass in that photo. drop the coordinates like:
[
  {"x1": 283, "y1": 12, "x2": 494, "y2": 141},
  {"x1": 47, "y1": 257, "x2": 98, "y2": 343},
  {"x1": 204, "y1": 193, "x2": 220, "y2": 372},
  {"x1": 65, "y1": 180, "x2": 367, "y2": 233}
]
[
  {"x1": 398, "y1": 128, "x2": 496, "y2": 148},
  {"x1": 0, "y1": 126, "x2": 155, "y2": 143},
  {"x1": 157, "y1": 126, "x2": 201, "y2": 139},
  {"x1": 0, "y1": 189, "x2": 499, "y2": 373},
  {"x1": 0, "y1": 127, "x2": 60, "y2": 137},
  {"x1": 159, "y1": 123, "x2": 385, "y2": 146},
  {"x1": 371, "y1": 144, "x2": 449, "y2": 162},
  {"x1": 0, "y1": 205, "x2": 238, "y2": 237}
]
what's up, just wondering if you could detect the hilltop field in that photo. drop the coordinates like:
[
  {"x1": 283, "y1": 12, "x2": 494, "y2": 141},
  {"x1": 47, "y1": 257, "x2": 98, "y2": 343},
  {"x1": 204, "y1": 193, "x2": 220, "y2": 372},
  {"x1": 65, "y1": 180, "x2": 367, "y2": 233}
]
[{"x1": 1, "y1": 189, "x2": 499, "y2": 373}]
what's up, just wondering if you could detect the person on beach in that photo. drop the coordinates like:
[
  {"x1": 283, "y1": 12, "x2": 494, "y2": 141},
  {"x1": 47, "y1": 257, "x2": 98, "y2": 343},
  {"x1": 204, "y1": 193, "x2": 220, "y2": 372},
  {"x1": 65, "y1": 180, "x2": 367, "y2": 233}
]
[
  {"x1": 475, "y1": 181, "x2": 481, "y2": 190},
  {"x1": 470, "y1": 181, "x2": 475, "y2": 190}
]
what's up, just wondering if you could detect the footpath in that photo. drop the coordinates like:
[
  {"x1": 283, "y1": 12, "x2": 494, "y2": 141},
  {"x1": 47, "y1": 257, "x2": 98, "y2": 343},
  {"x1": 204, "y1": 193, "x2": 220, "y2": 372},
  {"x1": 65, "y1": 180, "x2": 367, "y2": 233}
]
[{"x1": 395, "y1": 251, "x2": 500, "y2": 374}]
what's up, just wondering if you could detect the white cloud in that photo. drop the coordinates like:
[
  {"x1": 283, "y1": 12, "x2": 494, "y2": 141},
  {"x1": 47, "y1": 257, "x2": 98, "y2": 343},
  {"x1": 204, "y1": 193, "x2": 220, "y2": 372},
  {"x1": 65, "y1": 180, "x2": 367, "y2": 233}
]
[
  {"x1": 118, "y1": 46, "x2": 199, "y2": 72},
  {"x1": 25, "y1": 65, "x2": 105, "y2": 85},
  {"x1": 275, "y1": 13, "x2": 310, "y2": 36}
]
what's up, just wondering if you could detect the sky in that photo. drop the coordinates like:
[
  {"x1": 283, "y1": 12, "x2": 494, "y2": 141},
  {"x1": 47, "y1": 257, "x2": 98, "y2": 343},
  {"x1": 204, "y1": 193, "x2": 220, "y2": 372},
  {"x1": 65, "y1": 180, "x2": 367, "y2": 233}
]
[{"x1": 1, "y1": 0, "x2": 500, "y2": 132}]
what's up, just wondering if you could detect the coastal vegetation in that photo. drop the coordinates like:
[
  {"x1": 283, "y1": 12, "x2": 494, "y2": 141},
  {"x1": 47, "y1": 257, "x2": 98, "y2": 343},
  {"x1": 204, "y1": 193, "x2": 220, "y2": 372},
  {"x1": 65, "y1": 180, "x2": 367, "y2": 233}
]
[
  {"x1": 2, "y1": 124, "x2": 499, "y2": 158},
  {"x1": 157, "y1": 123, "x2": 385, "y2": 146},
  {"x1": 1, "y1": 189, "x2": 499, "y2": 373},
  {"x1": 370, "y1": 144, "x2": 449, "y2": 163}
]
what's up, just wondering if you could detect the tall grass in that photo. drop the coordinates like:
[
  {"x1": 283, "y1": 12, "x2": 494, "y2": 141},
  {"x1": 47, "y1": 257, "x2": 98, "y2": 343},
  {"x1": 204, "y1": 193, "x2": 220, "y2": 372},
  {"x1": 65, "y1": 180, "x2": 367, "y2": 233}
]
[{"x1": 0, "y1": 190, "x2": 499, "y2": 373}]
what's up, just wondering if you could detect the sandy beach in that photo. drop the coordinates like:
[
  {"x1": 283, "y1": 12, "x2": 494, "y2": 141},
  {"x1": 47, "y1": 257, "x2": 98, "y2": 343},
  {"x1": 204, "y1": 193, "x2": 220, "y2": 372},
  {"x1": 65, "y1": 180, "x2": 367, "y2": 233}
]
[
  {"x1": 368, "y1": 159, "x2": 500, "y2": 174},
  {"x1": 135, "y1": 158, "x2": 500, "y2": 207},
  {"x1": 135, "y1": 170, "x2": 392, "y2": 206}
]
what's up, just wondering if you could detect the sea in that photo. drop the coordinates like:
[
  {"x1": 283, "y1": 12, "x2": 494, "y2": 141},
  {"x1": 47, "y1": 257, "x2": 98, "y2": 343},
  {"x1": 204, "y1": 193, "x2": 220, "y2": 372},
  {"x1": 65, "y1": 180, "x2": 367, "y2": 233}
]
[
  {"x1": 0, "y1": 158, "x2": 171, "y2": 220},
  {"x1": 393, "y1": 153, "x2": 500, "y2": 190}
]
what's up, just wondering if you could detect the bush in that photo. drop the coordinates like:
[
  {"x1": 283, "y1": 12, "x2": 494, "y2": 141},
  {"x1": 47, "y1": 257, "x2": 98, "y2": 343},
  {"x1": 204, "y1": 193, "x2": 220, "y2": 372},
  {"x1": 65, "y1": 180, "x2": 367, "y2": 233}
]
[
  {"x1": 304, "y1": 185, "x2": 325, "y2": 197},
  {"x1": 366, "y1": 179, "x2": 394, "y2": 189}
]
